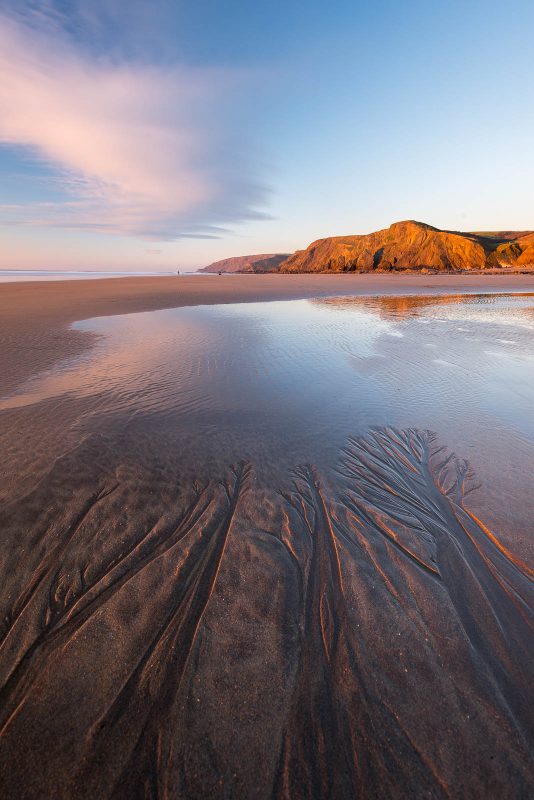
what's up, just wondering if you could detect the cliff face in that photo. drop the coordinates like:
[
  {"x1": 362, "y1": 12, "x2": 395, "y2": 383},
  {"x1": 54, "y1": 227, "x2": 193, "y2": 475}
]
[
  {"x1": 199, "y1": 253, "x2": 290, "y2": 273},
  {"x1": 199, "y1": 223, "x2": 533, "y2": 275},
  {"x1": 279, "y1": 221, "x2": 534, "y2": 273},
  {"x1": 495, "y1": 232, "x2": 534, "y2": 267}
]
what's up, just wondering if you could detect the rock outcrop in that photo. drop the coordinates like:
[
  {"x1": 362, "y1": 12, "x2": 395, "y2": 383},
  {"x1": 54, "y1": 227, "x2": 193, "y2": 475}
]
[
  {"x1": 494, "y1": 231, "x2": 534, "y2": 267},
  {"x1": 279, "y1": 221, "x2": 534, "y2": 273},
  {"x1": 199, "y1": 253, "x2": 290, "y2": 274}
]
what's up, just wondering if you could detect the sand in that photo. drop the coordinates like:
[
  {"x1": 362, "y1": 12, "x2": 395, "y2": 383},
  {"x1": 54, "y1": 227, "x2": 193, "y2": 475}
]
[
  {"x1": 2, "y1": 272, "x2": 534, "y2": 394},
  {"x1": 0, "y1": 275, "x2": 533, "y2": 799}
]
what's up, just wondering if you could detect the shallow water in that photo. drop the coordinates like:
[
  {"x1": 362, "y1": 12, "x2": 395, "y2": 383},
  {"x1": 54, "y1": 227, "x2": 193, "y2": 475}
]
[
  {"x1": 0, "y1": 293, "x2": 533, "y2": 800},
  {"x1": 0, "y1": 269, "x2": 177, "y2": 282},
  {"x1": 2, "y1": 293, "x2": 533, "y2": 540}
]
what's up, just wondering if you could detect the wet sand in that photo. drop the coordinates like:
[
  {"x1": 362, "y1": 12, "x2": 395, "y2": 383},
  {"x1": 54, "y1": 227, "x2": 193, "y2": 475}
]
[
  {"x1": 0, "y1": 278, "x2": 533, "y2": 799},
  {"x1": 2, "y1": 272, "x2": 534, "y2": 393}
]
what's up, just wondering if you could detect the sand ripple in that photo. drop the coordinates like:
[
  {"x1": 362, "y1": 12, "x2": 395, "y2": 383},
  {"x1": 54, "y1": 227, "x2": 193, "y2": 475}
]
[{"x1": 0, "y1": 428, "x2": 532, "y2": 799}]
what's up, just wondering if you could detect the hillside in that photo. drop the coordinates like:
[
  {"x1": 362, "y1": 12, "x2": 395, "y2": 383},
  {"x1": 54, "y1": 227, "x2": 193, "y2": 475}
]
[
  {"x1": 279, "y1": 221, "x2": 534, "y2": 273},
  {"x1": 494, "y1": 231, "x2": 534, "y2": 267},
  {"x1": 199, "y1": 253, "x2": 290, "y2": 274}
]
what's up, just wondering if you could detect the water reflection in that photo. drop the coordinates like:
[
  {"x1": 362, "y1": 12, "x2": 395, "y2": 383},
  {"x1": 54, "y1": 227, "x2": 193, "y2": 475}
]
[
  {"x1": 0, "y1": 294, "x2": 533, "y2": 541},
  {"x1": 312, "y1": 291, "x2": 534, "y2": 323},
  {"x1": 311, "y1": 293, "x2": 467, "y2": 318}
]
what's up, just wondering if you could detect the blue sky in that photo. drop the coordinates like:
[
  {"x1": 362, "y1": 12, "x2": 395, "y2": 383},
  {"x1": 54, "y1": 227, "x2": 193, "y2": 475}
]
[{"x1": 0, "y1": 0, "x2": 533, "y2": 270}]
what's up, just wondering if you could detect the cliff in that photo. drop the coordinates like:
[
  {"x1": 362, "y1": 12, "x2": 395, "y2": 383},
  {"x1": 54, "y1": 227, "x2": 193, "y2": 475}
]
[
  {"x1": 199, "y1": 253, "x2": 290, "y2": 274},
  {"x1": 279, "y1": 221, "x2": 534, "y2": 273}
]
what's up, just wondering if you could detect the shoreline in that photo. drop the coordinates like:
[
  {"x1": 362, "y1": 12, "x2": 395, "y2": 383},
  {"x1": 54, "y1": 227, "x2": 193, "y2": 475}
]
[{"x1": 1, "y1": 272, "x2": 534, "y2": 395}]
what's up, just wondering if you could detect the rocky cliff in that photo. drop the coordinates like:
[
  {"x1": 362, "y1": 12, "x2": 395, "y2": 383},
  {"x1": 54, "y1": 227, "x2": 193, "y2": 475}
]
[
  {"x1": 199, "y1": 253, "x2": 290, "y2": 273},
  {"x1": 279, "y1": 221, "x2": 534, "y2": 273}
]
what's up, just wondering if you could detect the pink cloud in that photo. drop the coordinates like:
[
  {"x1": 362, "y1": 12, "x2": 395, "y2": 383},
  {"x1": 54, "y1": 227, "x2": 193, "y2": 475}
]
[{"x1": 0, "y1": 12, "x2": 268, "y2": 239}]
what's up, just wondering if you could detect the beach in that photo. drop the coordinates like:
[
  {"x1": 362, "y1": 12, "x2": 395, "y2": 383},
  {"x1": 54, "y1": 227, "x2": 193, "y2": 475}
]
[
  {"x1": 2, "y1": 272, "x2": 534, "y2": 394},
  {"x1": 0, "y1": 275, "x2": 533, "y2": 799}
]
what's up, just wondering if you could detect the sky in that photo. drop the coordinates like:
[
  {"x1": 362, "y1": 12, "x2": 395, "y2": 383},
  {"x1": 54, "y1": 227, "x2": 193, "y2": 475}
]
[{"x1": 0, "y1": 0, "x2": 533, "y2": 271}]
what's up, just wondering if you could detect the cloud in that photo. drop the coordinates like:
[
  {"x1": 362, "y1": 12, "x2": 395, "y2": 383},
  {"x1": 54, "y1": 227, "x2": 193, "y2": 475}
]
[{"x1": 0, "y1": 8, "x2": 269, "y2": 239}]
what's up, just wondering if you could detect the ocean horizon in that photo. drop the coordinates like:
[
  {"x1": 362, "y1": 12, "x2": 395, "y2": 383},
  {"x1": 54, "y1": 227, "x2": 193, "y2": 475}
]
[{"x1": 0, "y1": 269, "x2": 197, "y2": 282}]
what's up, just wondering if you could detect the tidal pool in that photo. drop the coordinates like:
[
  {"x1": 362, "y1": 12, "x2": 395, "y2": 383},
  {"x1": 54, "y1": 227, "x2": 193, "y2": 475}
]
[{"x1": 2, "y1": 293, "x2": 533, "y2": 543}]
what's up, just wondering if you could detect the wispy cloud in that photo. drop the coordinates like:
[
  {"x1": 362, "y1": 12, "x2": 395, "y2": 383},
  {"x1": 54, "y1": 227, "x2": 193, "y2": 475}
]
[{"x1": 0, "y1": 7, "x2": 268, "y2": 239}]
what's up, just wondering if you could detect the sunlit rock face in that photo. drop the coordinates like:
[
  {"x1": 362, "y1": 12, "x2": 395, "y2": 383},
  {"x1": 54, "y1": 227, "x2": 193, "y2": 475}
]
[
  {"x1": 280, "y1": 220, "x2": 534, "y2": 272},
  {"x1": 496, "y1": 231, "x2": 534, "y2": 266}
]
